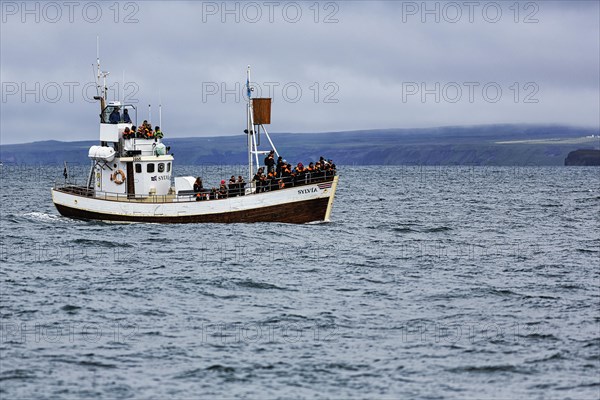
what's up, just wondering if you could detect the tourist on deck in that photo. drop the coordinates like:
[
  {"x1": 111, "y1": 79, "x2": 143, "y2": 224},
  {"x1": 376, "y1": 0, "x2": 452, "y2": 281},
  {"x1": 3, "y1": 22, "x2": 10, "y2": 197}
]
[
  {"x1": 253, "y1": 168, "x2": 265, "y2": 193},
  {"x1": 260, "y1": 174, "x2": 267, "y2": 191},
  {"x1": 123, "y1": 109, "x2": 132, "y2": 123},
  {"x1": 137, "y1": 120, "x2": 148, "y2": 138},
  {"x1": 323, "y1": 162, "x2": 332, "y2": 178},
  {"x1": 264, "y1": 150, "x2": 275, "y2": 174},
  {"x1": 194, "y1": 177, "x2": 205, "y2": 201},
  {"x1": 237, "y1": 176, "x2": 246, "y2": 196},
  {"x1": 193, "y1": 177, "x2": 203, "y2": 201},
  {"x1": 141, "y1": 122, "x2": 153, "y2": 139},
  {"x1": 306, "y1": 162, "x2": 316, "y2": 183},
  {"x1": 193, "y1": 177, "x2": 203, "y2": 192},
  {"x1": 329, "y1": 160, "x2": 337, "y2": 172},
  {"x1": 282, "y1": 163, "x2": 293, "y2": 187},
  {"x1": 219, "y1": 180, "x2": 228, "y2": 198},
  {"x1": 228, "y1": 176, "x2": 238, "y2": 197},
  {"x1": 154, "y1": 126, "x2": 164, "y2": 139},
  {"x1": 109, "y1": 108, "x2": 121, "y2": 124},
  {"x1": 276, "y1": 156, "x2": 284, "y2": 176},
  {"x1": 266, "y1": 171, "x2": 279, "y2": 191},
  {"x1": 295, "y1": 162, "x2": 306, "y2": 185},
  {"x1": 136, "y1": 123, "x2": 146, "y2": 138},
  {"x1": 123, "y1": 127, "x2": 133, "y2": 139},
  {"x1": 313, "y1": 161, "x2": 324, "y2": 180}
]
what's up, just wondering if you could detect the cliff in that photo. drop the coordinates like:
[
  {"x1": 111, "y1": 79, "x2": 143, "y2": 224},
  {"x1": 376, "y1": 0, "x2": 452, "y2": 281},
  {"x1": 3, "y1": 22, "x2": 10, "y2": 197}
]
[{"x1": 564, "y1": 149, "x2": 600, "y2": 166}]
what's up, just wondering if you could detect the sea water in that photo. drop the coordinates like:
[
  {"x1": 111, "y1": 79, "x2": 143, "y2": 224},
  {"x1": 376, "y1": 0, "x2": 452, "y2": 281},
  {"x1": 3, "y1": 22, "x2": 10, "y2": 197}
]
[{"x1": 0, "y1": 165, "x2": 599, "y2": 398}]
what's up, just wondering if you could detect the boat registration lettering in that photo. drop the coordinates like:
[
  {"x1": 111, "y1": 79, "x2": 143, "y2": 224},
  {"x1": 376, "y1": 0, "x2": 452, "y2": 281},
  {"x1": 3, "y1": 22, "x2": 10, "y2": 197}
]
[{"x1": 298, "y1": 187, "x2": 317, "y2": 195}]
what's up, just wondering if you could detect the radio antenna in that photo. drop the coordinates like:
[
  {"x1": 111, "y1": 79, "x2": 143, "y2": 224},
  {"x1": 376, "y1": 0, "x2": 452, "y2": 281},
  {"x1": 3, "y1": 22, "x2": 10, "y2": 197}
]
[{"x1": 92, "y1": 64, "x2": 99, "y2": 97}]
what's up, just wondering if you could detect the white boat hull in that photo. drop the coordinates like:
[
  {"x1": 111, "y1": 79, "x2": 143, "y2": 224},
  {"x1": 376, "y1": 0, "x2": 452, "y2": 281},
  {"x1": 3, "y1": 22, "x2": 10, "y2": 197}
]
[{"x1": 52, "y1": 176, "x2": 338, "y2": 224}]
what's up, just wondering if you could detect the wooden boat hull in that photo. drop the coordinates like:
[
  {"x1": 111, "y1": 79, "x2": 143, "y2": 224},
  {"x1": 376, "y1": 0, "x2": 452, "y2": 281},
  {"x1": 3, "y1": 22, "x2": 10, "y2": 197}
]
[{"x1": 51, "y1": 176, "x2": 338, "y2": 224}]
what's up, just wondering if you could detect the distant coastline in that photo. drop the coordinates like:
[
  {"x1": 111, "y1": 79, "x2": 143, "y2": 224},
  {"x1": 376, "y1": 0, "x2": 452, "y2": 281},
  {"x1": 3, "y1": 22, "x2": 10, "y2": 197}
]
[
  {"x1": 1, "y1": 124, "x2": 598, "y2": 166},
  {"x1": 564, "y1": 149, "x2": 600, "y2": 166}
]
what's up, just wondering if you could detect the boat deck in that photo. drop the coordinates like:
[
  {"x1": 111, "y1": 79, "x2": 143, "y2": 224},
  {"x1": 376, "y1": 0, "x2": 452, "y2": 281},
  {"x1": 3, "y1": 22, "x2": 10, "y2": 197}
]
[{"x1": 54, "y1": 173, "x2": 336, "y2": 204}]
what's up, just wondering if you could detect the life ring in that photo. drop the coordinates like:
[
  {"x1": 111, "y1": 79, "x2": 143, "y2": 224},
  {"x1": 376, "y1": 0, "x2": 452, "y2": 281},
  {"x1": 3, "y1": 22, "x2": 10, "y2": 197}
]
[{"x1": 111, "y1": 169, "x2": 126, "y2": 185}]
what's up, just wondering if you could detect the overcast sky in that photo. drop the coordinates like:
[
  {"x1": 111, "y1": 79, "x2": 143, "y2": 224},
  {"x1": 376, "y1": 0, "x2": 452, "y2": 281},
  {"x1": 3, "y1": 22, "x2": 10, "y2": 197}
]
[{"x1": 1, "y1": 1, "x2": 598, "y2": 144}]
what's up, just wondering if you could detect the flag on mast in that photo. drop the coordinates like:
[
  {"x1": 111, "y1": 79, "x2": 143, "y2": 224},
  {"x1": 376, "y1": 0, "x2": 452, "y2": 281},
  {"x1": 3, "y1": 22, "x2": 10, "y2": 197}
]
[{"x1": 246, "y1": 65, "x2": 252, "y2": 100}]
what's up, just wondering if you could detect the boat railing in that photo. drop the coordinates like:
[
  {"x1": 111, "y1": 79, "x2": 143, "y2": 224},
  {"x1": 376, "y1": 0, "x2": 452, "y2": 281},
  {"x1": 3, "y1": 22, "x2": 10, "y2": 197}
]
[
  {"x1": 53, "y1": 177, "x2": 94, "y2": 195},
  {"x1": 54, "y1": 171, "x2": 336, "y2": 203},
  {"x1": 249, "y1": 170, "x2": 336, "y2": 191}
]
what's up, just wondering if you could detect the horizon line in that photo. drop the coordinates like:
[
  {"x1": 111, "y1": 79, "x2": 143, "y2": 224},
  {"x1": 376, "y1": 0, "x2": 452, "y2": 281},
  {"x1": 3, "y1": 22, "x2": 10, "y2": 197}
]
[{"x1": 1, "y1": 122, "x2": 599, "y2": 146}]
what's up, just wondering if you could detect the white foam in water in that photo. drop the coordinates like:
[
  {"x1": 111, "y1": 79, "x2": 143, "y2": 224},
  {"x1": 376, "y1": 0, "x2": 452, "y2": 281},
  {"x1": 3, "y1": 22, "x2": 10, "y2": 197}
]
[
  {"x1": 305, "y1": 220, "x2": 329, "y2": 225},
  {"x1": 22, "y1": 212, "x2": 63, "y2": 222}
]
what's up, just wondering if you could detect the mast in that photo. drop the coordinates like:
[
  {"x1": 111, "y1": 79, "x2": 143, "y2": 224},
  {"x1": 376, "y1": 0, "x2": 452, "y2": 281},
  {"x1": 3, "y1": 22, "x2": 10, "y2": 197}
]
[
  {"x1": 94, "y1": 37, "x2": 108, "y2": 111},
  {"x1": 246, "y1": 65, "x2": 253, "y2": 186},
  {"x1": 245, "y1": 67, "x2": 275, "y2": 188}
]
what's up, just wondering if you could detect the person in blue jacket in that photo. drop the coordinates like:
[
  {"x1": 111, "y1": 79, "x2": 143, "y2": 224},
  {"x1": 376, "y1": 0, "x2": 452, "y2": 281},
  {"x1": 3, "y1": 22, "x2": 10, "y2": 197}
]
[
  {"x1": 123, "y1": 108, "x2": 132, "y2": 123},
  {"x1": 109, "y1": 108, "x2": 121, "y2": 124}
]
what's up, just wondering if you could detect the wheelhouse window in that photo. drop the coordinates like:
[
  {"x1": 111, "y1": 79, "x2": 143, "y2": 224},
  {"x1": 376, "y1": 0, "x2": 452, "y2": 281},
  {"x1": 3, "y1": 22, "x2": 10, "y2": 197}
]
[
  {"x1": 101, "y1": 104, "x2": 136, "y2": 124},
  {"x1": 167, "y1": 162, "x2": 171, "y2": 172},
  {"x1": 147, "y1": 163, "x2": 155, "y2": 173},
  {"x1": 158, "y1": 163, "x2": 165, "y2": 173},
  {"x1": 101, "y1": 106, "x2": 120, "y2": 124},
  {"x1": 135, "y1": 164, "x2": 141, "y2": 173}
]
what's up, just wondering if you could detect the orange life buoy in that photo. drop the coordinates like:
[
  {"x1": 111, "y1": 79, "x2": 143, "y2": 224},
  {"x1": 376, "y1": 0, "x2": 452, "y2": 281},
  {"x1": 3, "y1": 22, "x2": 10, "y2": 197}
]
[{"x1": 111, "y1": 169, "x2": 126, "y2": 185}]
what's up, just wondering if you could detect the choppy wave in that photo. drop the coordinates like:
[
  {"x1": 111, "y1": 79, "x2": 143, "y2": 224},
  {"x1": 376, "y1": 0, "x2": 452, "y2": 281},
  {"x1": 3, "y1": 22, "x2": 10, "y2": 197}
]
[{"x1": 1, "y1": 166, "x2": 599, "y2": 399}]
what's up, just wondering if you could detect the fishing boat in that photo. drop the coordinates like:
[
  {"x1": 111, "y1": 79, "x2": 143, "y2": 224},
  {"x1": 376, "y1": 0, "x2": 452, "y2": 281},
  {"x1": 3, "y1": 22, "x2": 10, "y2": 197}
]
[{"x1": 51, "y1": 61, "x2": 338, "y2": 224}]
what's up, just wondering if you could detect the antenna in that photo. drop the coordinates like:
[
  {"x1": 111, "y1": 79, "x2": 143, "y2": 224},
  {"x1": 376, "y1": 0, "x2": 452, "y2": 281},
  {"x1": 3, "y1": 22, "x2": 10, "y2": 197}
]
[
  {"x1": 93, "y1": 36, "x2": 107, "y2": 112},
  {"x1": 102, "y1": 71, "x2": 109, "y2": 101},
  {"x1": 148, "y1": 104, "x2": 151, "y2": 124},
  {"x1": 159, "y1": 91, "x2": 162, "y2": 128},
  {"x1": 92, "y1": 64, "x2": 99, "y2": 97},
  {"x1": 122, "y1": 70, "x2": 125, "y2": 104},
  {"x1": 96, "y1": 36, "x2": 101, "y2": 90},
  {"x1": 95, "y1": 36, "x2": 109, "y2": 101}
]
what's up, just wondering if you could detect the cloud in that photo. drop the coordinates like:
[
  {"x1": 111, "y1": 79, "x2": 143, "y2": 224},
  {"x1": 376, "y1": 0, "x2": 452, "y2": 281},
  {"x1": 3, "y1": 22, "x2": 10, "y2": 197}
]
[{"x1": 1, "y1": 1, "x2": 598, "y2": 144}]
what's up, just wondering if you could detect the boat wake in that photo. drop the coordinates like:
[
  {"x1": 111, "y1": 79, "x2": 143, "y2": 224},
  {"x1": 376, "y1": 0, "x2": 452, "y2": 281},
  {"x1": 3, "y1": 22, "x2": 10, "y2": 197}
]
[
  {"x1": 22, "y1": 212, "x2": 64, "y2": 223},
  {"x1": 305, "y1": 220, "x2": 330, "y2": 225}
]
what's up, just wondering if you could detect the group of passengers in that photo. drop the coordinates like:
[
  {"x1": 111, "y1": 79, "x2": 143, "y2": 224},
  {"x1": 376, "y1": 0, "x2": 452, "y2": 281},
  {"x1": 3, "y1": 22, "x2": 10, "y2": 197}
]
[
  {"x1": 254, "y1": 151, "x2": 336, "y2": 192},
  {"x1": 191, "y1": 150, "x2": 335, "y2": 201},
  {"x1": 193, "y1": 176, "x2": 247, "y2": 201},
  {"x1": 122, "y1": 120, "x2": 163, "y2": 140},
  {"x1": 108, "y1": 108, "x2": 132, "y2": 124}
]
